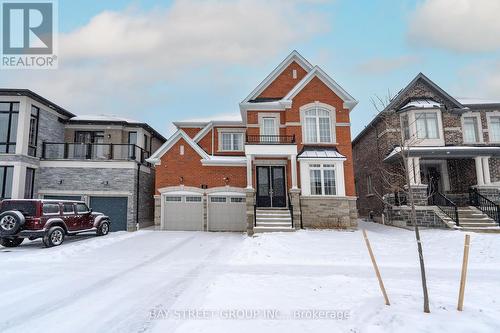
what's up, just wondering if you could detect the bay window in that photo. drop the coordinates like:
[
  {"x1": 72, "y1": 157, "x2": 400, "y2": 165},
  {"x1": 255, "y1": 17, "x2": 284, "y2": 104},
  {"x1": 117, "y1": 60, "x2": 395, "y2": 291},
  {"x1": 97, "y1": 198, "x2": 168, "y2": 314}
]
[
  {"x1": 302, "y1": 104, "x2": 334, "y2": 143},
  {"x1": 0, "y1": 102, "x2": 19, "y2": 154},
  {"x1": 220, "y1": 132, "x2": 243, "y2": 151},
  {"x1": 416, "y1": 112, "x2": 439, "y2": 139},
  {"x1": 309, "y1": 164, "x2": 336, "y2": 195}
]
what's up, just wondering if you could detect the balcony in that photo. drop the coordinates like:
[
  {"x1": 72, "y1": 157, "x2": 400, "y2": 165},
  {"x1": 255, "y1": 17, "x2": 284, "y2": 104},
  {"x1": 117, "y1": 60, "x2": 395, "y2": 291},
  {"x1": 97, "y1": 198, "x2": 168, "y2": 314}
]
[
  {"x1": 42, "y1": 142, "x2": 150, "y2": 165},
  {"x1": 245, "y1": 135, "x2": 295, "y2": 145}
]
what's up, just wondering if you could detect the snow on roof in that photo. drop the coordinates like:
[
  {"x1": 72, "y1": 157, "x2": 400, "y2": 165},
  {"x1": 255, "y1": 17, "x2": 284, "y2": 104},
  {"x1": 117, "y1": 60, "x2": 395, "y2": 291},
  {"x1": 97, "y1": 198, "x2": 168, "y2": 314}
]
[
  {"x1": 298, "y1": 147, "x2": 345, "y2": 159},
  {"x1": 400, "y1": 99, "x2": 441, "y2": 110},
  {"x1": 455, "y1": 97, "x2": 500, "y2": 105},
  {"x1": 70, "y1": 114, "x2": 142, "y2": 124}
]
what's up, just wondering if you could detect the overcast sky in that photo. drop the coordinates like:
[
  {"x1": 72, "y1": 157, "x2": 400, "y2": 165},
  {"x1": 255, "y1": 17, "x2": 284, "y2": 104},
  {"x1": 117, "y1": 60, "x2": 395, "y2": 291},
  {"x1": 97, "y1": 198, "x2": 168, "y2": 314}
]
[{"x1": 1, "y1": 0, "x2": 499, "y2": 138}]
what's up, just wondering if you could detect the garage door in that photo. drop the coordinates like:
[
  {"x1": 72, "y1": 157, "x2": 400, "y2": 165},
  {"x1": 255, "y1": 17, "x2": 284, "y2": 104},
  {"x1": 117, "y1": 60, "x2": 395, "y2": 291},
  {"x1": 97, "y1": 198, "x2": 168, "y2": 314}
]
[
  {"x1": 208, "y1": 193, "x2": 246, "y2": 232},
  {"x1": 44, "y1": 195, "x2": 82, "y2": 201},
  {"x1": 164, "y1": 194, "x2": 203, "y2": 231},
  {"x1": 89, "y1": 196, "x2": 128, "y2": 232}
]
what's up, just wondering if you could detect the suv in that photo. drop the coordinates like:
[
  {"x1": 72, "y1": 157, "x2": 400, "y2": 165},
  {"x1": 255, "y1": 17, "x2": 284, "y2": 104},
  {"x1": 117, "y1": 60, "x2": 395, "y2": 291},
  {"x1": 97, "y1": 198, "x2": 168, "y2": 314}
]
[{"x1": 0, "y1": 199, "x2": 111, "y2": 248}]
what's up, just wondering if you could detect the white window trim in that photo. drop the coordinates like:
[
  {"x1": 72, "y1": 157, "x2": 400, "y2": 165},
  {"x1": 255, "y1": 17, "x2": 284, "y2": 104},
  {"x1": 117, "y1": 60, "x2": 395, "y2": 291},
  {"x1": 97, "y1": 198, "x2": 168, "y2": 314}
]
[
  {"x1": 461, "y1": 112, "x2": 483, "y2": 144},
  {"x1": 299, "y1": 159, "x2": 345, "y2": 197},
  {"x1": 299, "y1": 102, "x2": 336, "y2": 144},
  {"x1": 486, "y1": 111, "x2": 500, "y2": 143},
  {"x1": 217, "y1": 128, "x2": 245, "y2": 152},
  {"x1": 258, "y1": 113, "x2": 280, "y2": 136},
  {"x1": 401, "y1": 108, "x2": 444, "y2": 147}
]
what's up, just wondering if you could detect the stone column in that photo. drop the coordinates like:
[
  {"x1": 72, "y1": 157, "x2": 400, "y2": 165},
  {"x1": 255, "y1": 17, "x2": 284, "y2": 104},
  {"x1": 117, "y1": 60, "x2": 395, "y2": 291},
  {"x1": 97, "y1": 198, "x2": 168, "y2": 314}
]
[
  {"x1": 475, "y1": 156, "x2": 485, "y2": 186},
  {"x1": 404, "y1": 184, "x2": 429, "y2": 206},
  {"x1": 482, "y1": 157, "x2": 491, "y2": 184},
  {"x1": 414, "y1": 157, "x2": 421, "y2": 184},
  {"x1": 245, "y1": 188, "x2": 255, "y2": 236},
  {"x1": 246, "y1": 155, "x2": 253, "y2": 189},
  {"x1": 291, "y1": 154, "x2": 298, "y2": 189},
  {"x1": 407, "y1": 157, "x2": 416, "y2": 185},
  {"x1": 289, "y1": 188, "x2": 301, "y2": 229}
]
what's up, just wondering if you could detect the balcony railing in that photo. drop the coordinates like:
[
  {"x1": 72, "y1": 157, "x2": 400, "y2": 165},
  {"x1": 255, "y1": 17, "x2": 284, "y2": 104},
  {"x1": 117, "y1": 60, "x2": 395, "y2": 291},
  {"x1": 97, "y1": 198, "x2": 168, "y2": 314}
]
[
  {"x1": 246, "y1": 134, "x2": 295, "y2": 144},
  {"x1": 42, "y1": 142, "x2": 150, "y2": 165}
]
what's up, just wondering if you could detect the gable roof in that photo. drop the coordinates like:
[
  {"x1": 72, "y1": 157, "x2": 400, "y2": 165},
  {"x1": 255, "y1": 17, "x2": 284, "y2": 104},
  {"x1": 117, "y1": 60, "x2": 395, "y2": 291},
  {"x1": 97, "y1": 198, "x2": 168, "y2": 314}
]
[
  {"x1": 242, "y1": 50, "x2": 313, "y2": 103},
  {"x1": 147, "y1": 130, "x2": 209, "y2": 164},
  {"x1": 283, "y1": 66, "x2": 358, "y2": 110}
]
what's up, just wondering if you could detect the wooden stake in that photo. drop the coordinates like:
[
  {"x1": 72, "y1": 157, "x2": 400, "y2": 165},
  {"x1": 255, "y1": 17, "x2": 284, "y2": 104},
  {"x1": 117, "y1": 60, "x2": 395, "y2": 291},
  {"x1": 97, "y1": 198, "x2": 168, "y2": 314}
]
[
  {"x1": 457, "y1": 234, "x2": 471, "y2": 311},
  {"x1": 362, "y1": 229, "x2": 390, "y2": 306}
]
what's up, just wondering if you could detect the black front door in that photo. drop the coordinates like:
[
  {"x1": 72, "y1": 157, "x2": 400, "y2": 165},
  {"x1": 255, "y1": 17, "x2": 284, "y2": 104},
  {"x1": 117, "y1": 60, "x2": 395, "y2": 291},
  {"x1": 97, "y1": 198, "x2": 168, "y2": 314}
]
[{"x1": 256, "y1": 166, "x2": 286, "y2": 207}]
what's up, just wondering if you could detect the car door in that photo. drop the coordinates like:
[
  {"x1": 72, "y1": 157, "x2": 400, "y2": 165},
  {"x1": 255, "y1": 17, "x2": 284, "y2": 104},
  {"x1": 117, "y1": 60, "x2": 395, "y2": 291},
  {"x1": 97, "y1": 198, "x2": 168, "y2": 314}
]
[
  {"x1": 62, "y1": 203, "x2": 78, "y2": 231},
  {"x1": 75, "y1": 203, "x2": 93, "y2": 230}
]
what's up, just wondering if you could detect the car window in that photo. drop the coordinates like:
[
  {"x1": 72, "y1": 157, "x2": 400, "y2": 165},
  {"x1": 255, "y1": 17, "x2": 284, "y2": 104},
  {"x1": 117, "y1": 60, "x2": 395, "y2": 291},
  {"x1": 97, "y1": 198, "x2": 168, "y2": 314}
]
[
  {"x1": 76, "y1": 203, "x2": 89, "y2": 214},
  {"x1": 0, "y1": 201, "x2": 37, "y2": 216},
  {"x1": 43, "y1": 203, "x2": 60, "y2": 215},
  {"x1": 63, "y1": 203, "x2": 75, "y2": 214}
]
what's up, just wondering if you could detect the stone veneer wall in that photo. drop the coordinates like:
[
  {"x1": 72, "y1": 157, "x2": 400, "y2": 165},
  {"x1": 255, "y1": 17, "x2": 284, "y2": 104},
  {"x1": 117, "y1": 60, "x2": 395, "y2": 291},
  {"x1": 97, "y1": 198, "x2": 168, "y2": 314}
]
[
  {"x1": 300, "y1": 197, "x2": 357, "y2": 229},
  {"x1": 384, "y1": 206, "x2": 447, "y2": 228}
]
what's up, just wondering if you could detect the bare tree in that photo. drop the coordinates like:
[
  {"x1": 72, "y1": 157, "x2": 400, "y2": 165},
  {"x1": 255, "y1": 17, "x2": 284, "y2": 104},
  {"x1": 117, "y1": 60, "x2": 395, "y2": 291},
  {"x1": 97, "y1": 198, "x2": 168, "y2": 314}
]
[{"x1": 370, "y1": 94, "x2": 431, "y2": 313}]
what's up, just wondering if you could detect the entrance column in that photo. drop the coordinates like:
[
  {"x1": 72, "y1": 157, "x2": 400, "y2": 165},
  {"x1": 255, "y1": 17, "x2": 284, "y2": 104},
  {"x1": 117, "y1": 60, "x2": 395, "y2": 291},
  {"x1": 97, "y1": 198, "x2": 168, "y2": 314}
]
[
  {"x1": 482, "y1": 157, "x2": 491, "y2": 184},
  {"x1": 246, "y1": 155, "x2": 253, "y2": 189},
  {"x1": 414, "y1": 157, "x2": 422, "y2": 184},
  {"x1": 475, "y1": 156, "x2": 485, "y2": 186},
  {"x1": 291, "y1": 154, "x2": 298, "y2": 189}
]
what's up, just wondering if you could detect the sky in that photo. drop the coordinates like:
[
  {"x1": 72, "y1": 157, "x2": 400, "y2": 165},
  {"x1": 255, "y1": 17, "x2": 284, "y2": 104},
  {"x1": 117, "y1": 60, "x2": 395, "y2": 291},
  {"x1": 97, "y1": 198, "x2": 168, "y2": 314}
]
[{"x1": 1, "y1": 0, "x2": 500, "y2": 138}]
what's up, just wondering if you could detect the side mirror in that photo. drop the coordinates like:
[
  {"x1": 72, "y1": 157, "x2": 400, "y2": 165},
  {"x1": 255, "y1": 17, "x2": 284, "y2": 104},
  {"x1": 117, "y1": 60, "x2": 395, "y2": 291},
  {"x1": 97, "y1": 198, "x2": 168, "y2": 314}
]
[{"x1": 88, "y1": 208, "x2": 93, "y2": 214}]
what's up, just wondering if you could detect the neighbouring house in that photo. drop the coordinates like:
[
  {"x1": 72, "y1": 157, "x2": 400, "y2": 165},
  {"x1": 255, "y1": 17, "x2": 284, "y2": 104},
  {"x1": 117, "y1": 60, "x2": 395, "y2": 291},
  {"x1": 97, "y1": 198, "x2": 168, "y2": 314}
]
[
  {"x1": 147, "y1": 51, "x2": 359, "y2": 234},
  {"x1": 0, "y1": 89, "x2": 166, "y2": 231},
  {"x1": 352, "y1": 73, "x2": 500, "y2": 231}
]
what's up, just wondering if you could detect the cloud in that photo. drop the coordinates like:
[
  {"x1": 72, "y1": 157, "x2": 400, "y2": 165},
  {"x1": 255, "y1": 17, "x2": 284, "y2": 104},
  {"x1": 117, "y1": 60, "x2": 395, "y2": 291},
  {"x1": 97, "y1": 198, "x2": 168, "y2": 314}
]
[
  {"x1": 455, "y1": 60, "x2": 500, "y2": 98},
  {"x1": 356, "y1": 55, "x2": 420, "y2": 74},
  {"x1": 407, "y1": 0, "x2": 500, "y2": 52},
  {"x1": 0, "y1": 0, "x2": 328, "y2": 130}
]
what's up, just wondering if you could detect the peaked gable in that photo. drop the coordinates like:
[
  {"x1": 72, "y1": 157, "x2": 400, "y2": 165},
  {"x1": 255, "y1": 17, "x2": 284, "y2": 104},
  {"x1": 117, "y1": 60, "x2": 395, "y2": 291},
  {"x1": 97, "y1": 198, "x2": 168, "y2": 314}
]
[
  {"x1": 256, "y1": 61, "x2": 308, "y2": 99},
  {"x1": 147, "y1": 130, "x2": 209, "y2": 164}
]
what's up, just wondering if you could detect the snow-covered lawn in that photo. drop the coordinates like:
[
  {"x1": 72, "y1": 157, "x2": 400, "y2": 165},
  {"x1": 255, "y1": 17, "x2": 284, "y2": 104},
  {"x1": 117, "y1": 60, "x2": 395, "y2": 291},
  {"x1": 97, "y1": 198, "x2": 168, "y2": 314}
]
[{"x1": 1, "y1": 221, "x2": 499, "y2": 333}]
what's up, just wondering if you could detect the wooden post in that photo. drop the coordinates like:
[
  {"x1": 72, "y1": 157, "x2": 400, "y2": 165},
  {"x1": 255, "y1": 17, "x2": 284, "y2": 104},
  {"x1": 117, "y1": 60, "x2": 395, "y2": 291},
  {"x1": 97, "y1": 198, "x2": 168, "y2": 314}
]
[
  {"x1": 362, "y1": 229, "x2": 390, "y2": 305},
  {"x1": 457, "y1": 234, "x2": 471, "y2": 311}
]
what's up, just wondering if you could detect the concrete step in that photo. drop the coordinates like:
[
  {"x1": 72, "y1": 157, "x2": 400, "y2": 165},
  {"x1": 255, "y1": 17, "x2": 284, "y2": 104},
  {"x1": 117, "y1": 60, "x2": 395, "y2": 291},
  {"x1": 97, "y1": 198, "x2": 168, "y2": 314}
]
[
  {"x1": 459, "y1": 226, "x2": 500, "y2": 233},
  {"x1": 256, "y1": 222, "x2": 293, "y2": 228},
  {"x1": 256, "y1": 216, "x2": 292, "y2": 222},
  {"x1": 459, "y1": 222, "x2": 498, "y2": 227},
  {"x1": 256, "y1": 213, "x2": 291, "y2": 218},
  {"x1": 254, "y1": 226, "x2": 295, "y2": 233}
]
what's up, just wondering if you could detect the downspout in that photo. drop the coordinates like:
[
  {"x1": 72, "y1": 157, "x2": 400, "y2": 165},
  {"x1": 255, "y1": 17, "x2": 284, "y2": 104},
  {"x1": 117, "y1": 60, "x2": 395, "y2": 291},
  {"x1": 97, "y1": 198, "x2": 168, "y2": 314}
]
[{"x1": 136, "y1": 161, "x2": 140, "y2": 231}]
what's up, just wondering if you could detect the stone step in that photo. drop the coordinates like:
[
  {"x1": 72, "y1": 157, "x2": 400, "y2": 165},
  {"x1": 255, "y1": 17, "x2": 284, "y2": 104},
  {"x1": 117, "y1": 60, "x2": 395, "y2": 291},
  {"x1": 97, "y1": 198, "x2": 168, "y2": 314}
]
[
  {"x1": 254, "y1": 226, "x2": 295, "y2": 233},
  {"x1": 459, "y1": 227, "x2": 500, "y2": 233},
  {"x1": 256, "y1": 216, "x2": 292, "y2": 221},
  {"x1": 459, "y1": 222, "x2": 498, "y2": 227},
  {"x1": 256, "y1": 222, "x2": 293, "y2": 228},
  {"x1": 256, "y1": 212, "x2": 291, "y2": 218}
]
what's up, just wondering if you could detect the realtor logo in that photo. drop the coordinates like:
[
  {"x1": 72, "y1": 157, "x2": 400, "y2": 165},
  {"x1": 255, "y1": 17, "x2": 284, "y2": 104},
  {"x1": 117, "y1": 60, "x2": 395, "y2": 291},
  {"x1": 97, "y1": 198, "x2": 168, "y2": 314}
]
[{"x1": 1, "y1": 0, "x2": 58, "y2": 69}]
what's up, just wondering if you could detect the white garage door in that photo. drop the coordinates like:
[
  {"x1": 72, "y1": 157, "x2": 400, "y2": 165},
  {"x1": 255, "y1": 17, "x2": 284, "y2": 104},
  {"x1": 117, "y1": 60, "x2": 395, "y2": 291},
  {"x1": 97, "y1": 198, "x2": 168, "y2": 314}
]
[
  {"x1": 208, "y1": 193, "x2": 246, "y2": 232},
  {"x1": 163, "y1": 194, "x2": 203, "y2": 231}
]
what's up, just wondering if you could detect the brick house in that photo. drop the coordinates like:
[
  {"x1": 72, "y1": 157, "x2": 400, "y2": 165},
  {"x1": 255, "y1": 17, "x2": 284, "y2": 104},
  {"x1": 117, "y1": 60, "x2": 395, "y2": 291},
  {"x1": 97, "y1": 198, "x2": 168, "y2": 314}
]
[
  {"x1": 352, "y1": 73, "x2": 500, "y2": 230},
  {"x1": 147, "y1": 51, "x2": 359, "y2": 234},
  {"x1": 0, "y1": 89, "x2": 165, "y2": 231}
]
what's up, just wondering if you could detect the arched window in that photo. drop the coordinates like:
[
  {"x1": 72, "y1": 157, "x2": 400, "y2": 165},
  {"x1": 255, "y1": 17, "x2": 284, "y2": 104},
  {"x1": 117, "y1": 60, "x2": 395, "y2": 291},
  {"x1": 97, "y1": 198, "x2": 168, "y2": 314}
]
[{"x1": 302, "y1": 104, "x2": 333, "y2": 143}]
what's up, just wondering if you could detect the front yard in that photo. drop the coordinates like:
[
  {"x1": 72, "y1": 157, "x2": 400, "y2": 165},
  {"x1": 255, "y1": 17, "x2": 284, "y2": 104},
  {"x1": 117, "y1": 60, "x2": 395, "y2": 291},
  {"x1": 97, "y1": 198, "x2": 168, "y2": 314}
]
[{"x1": 0, "y1": 221, "x2": 499, "y2": 333}]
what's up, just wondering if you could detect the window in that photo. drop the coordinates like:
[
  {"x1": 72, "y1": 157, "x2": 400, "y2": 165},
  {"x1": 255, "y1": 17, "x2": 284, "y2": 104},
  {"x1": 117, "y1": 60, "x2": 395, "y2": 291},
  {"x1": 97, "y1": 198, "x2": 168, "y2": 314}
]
[
  {"x1": 210, "y1": 196, "x2": 226, "y2": 203},
  {"x1": 0, "y1": 102, "x2": 19, "y2": 154},
  {"x1": 128, "y1": 131, "x2": 137, "y2": 159},
  {"x1": 0, "y1": 166, "x2": 13, "y2": 199},
  {"x1": 401, "y1": 114, "x2": 410, "y2": 140},
  {"x1": 231, "y1": 197, "x2": 245, "y2": 203},
  {"x1": 303, "y1": 106, "x2": 333, "y2": 143},
  {"x1": 309, "y1": 164, "x2": 336, "y2": 196},
  {"x1": 185, "y1": 196, "x2": 202, "y2": 202},
  {"x1": 63, "y1": 204, "x2": 75, "y2": 214},
  {"x1": 367, "y1": 175, "x2": 373, "y2": 195},
  {"x1": 220, "y1": 133, "x2": 243, "y2": 151},
  {"x1": 28, "y1": 106, "x2": 39, "y2": 157},
  {"x1": 76, "y1": 203, "x2": 90, "y2": 213},
  {"x1": 24, "y1": 168, "x2": 35, "y2": 199},
  {"x1": 43, "y1": 204, "x2": 60, "y2": 215},
  {"x1": 489, "y1": 116, "x2": 500, "y2": 142},
  {"x1": 415, "y1": 113, "x2": 439, "y2": 139},
  {"x1": 463, "y1": 116, "x2": 481, "y2": 143},
  {"x1": 165, "y1": 196, "x2": 181, "y2": 202},
  {"x1": 262, "y1": 118, "x2": 277, "y2": 136}
]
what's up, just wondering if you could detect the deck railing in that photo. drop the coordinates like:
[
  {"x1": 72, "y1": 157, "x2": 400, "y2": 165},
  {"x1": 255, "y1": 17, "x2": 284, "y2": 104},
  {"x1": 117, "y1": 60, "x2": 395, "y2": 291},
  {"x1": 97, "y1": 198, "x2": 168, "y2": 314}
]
[
  {"x1": 246, "y1": 134, "x2": 295, "y2": 144},
  {"x1": 469, "y1": 188, "x2": 500, "y2": 225}
]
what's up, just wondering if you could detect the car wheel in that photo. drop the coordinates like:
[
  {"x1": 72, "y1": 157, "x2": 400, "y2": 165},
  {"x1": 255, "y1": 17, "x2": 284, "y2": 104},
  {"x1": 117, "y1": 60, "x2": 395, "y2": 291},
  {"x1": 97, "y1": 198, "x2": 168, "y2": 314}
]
[
  {"x1": 97, "y1": 221, "x2": 110, "y2": 236},
  {"x1": 0, "y1": 237, "x2": 24, "y2": 248},
  {"x1": 44, "y1": 226, "x2": 65, "y2": 247},
  {"x1": 0, "y1": 211, "x2": 25, "y2": 236}
]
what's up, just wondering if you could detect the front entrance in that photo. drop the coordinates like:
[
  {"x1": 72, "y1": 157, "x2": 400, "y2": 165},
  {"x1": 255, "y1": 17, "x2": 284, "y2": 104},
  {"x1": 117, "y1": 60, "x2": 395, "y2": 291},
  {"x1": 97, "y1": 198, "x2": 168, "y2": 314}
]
[
  {"x1": 421, "y1": 163, "x2": 443, "y2": 195},
  {"x1": 256, "y1": 166, "x2": 286, "y2": 207}
]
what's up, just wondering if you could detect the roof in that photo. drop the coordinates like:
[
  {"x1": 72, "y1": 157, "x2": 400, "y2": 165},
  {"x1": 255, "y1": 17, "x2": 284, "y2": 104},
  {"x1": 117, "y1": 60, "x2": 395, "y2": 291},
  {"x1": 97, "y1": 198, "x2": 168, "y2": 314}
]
[
  {"x1": 68, "y1": 114, "x2": 166, "y2": 141},
  {"x1": 298, "y1": 146, "x2": 346, "y2": 159},
  {"x1": 0, "y1": 88, "x2": 74, "y2": 118},
  {"x1": 455, "y1": 97, "x2": 500, "y2": 107},
  {"x1": 384, "y1": 146, "x2": 500, "y2": 162}
]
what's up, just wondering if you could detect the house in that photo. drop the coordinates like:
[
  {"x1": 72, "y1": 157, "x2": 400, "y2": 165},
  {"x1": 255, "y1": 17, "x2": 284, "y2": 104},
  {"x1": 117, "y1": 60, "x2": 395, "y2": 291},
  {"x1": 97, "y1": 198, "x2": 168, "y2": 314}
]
[
  {"x1": 147, "y1": 51, "x2": 359, "y2": 234},
  {"x1": 0, "y1": 89, "x2": 166, "y2": 231},
  {"x1": 352, "y1": 73, "x2": 500, "y2": 230}
]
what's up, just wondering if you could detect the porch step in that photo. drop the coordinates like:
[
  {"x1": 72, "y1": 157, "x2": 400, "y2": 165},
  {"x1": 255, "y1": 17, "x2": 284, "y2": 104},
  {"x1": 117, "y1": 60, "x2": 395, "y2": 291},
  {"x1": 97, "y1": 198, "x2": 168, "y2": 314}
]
[
  {"x1": 254, "y1": 209, "x2": 294, "y2": 233},
  {"x1": 435, "y1": 206, "x2": 499, "y2": 233},
  {"x1": 254, "y1": 226, "x2": 295, "y2": 233}
]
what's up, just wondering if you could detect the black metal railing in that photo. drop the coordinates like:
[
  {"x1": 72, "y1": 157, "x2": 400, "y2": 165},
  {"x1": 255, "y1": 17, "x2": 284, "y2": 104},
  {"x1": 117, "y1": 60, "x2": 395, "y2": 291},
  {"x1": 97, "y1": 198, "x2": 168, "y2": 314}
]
[
  {"x1": 287, "y1": 192, "x2": 294, "y2": 228},
  {"x1": 469, "y1": 188, "x2": 500, "y2": 225},
  {"x1": 42, "y1": 142, "x2": 151, "y2": 165},
  {"x1": 394, "y1": 190, "x2": 408, "y2": 206},
  {"x1": 429, "y1": 191, "x2": 459, "y2": 226},
  {"x1": 254, "y1": 203, "x2": 257, "y2": 227},
  {"x1": 246, "y1": 134, "x2": 295, "y2": 144}
]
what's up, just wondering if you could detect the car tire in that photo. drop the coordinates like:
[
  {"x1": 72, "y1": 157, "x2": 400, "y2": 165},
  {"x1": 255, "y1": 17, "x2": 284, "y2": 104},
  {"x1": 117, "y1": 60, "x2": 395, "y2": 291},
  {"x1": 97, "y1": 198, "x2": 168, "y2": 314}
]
[
  {"x1": 0, "y1": 211, "x2": 25, "y2": 236},
  {"x1": 44, "y1": 226, "x2": 65, "y2": 247},
  {"x1": 97, "y1": 221, "x2": 110, "y2": 236},
  {"x1": 0, "y1": 237, "x2": 24, "y2": 248}
]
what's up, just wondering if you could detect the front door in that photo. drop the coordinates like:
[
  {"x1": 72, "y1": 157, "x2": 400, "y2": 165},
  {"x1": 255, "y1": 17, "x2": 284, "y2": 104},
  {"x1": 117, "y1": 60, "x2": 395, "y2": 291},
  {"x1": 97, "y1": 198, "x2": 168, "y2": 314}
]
[{"x1": 256, "y1": 166, "x2": 286, "y2": 207}]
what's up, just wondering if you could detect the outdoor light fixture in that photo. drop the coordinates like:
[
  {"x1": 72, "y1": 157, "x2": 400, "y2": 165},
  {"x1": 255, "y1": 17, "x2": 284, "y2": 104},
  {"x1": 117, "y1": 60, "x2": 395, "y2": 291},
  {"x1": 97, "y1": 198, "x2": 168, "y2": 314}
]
[
  {"x1": 223, "y1": 177, "x2": 230, "y2": 185},
  {"x1": 58, "y1": 180, "x2": 63, "y2": 184},
  {"x1": 179, "y1": 176, "x2": 184, "y2": 184},
  {"x1": 102, "y1": 181, "x2": 109, "y2": 185}
]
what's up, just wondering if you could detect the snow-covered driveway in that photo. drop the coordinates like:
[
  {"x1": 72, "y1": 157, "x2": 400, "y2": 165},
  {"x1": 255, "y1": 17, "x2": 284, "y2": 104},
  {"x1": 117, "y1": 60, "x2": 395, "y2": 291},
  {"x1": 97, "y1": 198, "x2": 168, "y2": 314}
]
[{"x1": 1, "y1": 222, "x2": 499, "y2": 333}]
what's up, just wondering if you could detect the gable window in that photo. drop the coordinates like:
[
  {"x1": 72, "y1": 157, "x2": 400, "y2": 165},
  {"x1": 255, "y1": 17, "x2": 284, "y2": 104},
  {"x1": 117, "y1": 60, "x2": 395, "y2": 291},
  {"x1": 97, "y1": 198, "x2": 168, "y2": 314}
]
[
  {"x1": 415, "y1": 112, "x2": 439, "y2": 139},
  {"x1": 0, "y1": 102, "x2": 19, "y2": 154},
  {"x1": 462, "y1": 116, "x2": 481, "y2": 143},
  {"x1": 220, "y1": 133, "x2": 243, "y2": 151},
  {"x1": 489, "y1": 116, "x2": 500, "y2": 142},
  {"x1": 309, "y1": 164, "x2": 336, "y2": 195},
  {"x1": 302, "y1": 104, "x2": 334, "y2": 144}
]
